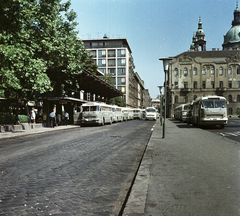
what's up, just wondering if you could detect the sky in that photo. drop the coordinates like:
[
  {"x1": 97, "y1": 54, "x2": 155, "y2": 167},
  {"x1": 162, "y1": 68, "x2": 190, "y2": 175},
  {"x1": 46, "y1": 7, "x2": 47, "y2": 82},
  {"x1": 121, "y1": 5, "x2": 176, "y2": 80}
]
[{"x1": 69, "y1": 0, "x2": 237, "y2": 98}]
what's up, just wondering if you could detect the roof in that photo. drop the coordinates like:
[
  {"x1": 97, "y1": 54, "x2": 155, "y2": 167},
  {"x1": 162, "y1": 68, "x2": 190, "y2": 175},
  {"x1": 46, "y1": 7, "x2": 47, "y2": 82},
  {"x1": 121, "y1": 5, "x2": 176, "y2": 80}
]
[
  {"x1": 82, "y1": 38, "x2": 132, "y2": 53},
  {"x1": 172, "y1": 50, "x2": 240, "y2": 59}
]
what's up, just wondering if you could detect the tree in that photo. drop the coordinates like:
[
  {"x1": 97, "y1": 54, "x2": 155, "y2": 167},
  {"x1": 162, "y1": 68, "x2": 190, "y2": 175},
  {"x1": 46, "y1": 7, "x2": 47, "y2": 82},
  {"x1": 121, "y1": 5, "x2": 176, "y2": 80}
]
[{"x1": 0, "y1": 0, "x2": 96, "y2": 102}]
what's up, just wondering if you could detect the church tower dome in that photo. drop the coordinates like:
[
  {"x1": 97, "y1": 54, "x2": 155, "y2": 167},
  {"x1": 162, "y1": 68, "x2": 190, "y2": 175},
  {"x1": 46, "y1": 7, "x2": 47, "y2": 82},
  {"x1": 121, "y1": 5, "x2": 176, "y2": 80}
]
[
  {"x1": 223, "y1": 2, "x2": 240, "y2": 50},
  {"x1": 191, "y1": 17, "x2": 206, "y2": 51}
]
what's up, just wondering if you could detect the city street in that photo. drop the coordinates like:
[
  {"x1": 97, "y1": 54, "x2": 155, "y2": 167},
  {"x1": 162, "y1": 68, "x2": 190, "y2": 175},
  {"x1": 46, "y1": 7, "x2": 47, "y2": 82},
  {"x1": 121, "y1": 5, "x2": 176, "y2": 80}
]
[{"x1": 0, "y1": 120, "x2": 155, "y2": 215}]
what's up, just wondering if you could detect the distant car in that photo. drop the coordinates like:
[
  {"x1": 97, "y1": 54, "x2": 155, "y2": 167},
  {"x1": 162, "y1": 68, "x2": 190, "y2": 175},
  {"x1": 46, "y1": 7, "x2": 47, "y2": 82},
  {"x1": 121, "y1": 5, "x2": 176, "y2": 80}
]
[{"x1": 145, "y1": 107, "x2": 157, "y2": 120}]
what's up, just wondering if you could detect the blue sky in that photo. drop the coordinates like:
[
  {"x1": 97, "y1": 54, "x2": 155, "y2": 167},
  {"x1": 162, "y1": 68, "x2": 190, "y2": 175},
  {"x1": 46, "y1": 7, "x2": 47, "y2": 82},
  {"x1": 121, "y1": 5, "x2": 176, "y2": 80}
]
[{"x1": 69, "y1": 0, "x2": 237, "y2": 98}]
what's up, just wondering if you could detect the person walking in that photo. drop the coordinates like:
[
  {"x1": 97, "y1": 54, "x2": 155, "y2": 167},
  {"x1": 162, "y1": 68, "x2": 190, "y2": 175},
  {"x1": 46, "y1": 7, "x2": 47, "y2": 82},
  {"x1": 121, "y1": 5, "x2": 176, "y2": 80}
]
[
  {"x1": 49, "y1": 110, "x2": 56, "y2": 128},
  {"x1": 64, "y1": 111, "x2": 69, "y2": 126}
]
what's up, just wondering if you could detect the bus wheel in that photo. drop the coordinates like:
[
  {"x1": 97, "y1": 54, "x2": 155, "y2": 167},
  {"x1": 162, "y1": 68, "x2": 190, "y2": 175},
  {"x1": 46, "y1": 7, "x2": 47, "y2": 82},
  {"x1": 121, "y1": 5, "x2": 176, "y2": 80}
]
[
  {"x1": 110, "y1": 118, "x2": 112, "y2": 125},
  {"x1": 220, "y1": 125, "x2": 225, "y2": 129}
]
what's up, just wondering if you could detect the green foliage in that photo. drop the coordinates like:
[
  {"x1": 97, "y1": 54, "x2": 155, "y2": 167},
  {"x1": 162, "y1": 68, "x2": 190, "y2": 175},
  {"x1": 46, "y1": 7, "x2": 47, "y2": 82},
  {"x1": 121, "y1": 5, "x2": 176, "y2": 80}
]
[
  {"x1": 99, "y1": 73, "x2": 115, "y2": 87},
  {"x1": 109, "y1": 96, "x2": 126, "y2": 107},
  {"x1": 0, "y1": 0, "x2": 95, "y2": 100},
  {"x1": 236, "y1": 108, "x2": 240, "y2": 116},
  {"x1": 0, "y1": 114, "x2": 28, "y2": 124}
]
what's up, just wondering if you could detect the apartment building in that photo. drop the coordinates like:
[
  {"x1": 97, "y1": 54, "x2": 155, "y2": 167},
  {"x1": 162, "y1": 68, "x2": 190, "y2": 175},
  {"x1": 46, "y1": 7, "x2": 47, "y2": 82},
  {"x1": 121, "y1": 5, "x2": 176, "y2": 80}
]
[{"x1": 82, "y1": 36, "x2": 138, "y2": 107}]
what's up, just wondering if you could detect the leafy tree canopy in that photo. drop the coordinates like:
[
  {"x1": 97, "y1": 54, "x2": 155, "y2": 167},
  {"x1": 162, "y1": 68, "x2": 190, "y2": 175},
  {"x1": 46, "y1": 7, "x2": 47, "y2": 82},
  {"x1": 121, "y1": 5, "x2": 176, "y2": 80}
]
[{"x1": 0, "y1": 0, "x2": 97, "y2": 100}]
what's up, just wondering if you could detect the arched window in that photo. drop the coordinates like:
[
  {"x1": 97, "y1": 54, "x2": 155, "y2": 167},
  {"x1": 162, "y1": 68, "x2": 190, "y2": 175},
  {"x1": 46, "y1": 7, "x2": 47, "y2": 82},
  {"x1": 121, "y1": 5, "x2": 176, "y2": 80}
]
[
  {"x1": 228, "y1": 67, "x2": 232, "y2": 75},
  {"x1": 194, "y1": 95, "x2": 197, "y2": 100},
  {"x1": 219, "y1": 67, "x2": 223, "y2": 75},
  {"x1": 211, "y1": 67, "x2": 215, "y2": 75},
  {"x1": 175, "y1": 95, "x2": 178, "y2": 103},
  {"x1": 237, "y1": 95, "x2": 240, "y2": 102},
  {"x1": 174, "y1": 68, "x2": 178, "y2": 76},
  {"x1": 202, "y1": 67, "x2": 206, "y2": 75},
  {"x1": 193, "y1": 67, "x2": 197, "y2": 75},
  {"x1": 237, "y1": 66, "x2": 240, "y2": 74},
  {"x1": 184, "y1": 68, "x2": 188, "y2": 76},
  {"x1": 228, "y1": 108, "x2": 233, "y2": 115},
  {"x1": 228, "y1": 95, "x2": 232, "y2": 103}
]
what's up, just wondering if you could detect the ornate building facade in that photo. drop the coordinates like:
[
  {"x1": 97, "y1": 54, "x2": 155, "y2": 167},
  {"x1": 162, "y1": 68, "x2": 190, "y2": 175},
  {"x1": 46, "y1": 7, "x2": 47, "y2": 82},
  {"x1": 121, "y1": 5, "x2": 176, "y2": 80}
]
[{"x1": 166, "y1": 4, "x2": 240, "y2": 117}]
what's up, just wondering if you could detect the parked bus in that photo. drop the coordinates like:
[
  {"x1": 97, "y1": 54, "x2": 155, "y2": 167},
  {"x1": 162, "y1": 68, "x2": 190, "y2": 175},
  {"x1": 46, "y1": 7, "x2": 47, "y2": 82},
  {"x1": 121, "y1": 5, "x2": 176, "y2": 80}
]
[
  {"x1": 81, "y1": 102, "x2": 113, "y2": 126},
  {"x1": 174, "y1": 103, "x2": 192, "y2": 123},
  {"x1": 133, "y1": 109, "x2": 143, "y2": 119},
  {"x1": 112, "y1": 106, "x2": 123, "y2": 122},
  {"x1": 145, "y1": 107, "x2": 157, "y2": 120},
  {"x1": 192, "y1": 95, "x2": 228, "y2": 128}
]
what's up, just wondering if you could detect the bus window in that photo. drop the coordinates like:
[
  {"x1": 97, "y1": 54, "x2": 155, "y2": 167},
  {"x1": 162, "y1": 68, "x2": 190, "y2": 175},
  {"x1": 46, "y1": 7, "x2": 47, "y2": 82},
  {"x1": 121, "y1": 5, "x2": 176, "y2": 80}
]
[
  {"x1": 203, "y1": 101, "x2": 214, "y2": 108},
  {"x1": 90, "y1": 106, "x2": 99, "y2": 111},
  {"x1": 83, "y1": 106, "x2": 90, "y2": 111}
]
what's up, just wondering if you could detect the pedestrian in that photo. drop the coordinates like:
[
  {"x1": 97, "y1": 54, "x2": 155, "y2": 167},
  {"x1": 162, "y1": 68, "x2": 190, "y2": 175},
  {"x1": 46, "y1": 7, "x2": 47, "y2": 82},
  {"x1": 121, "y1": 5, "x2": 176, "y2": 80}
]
[
  {"x1": 57, "y1": 113, "x2": 61, "y2": 126},
  {"x1": 64, "y1": 111, "x2": 69, "y2": 126},
  {"x1": 49, "y1": 110, "x2": 56, "y2": 128},
  {"x1": 30, "y1": 107, "x2": 36, "y2": 123}
]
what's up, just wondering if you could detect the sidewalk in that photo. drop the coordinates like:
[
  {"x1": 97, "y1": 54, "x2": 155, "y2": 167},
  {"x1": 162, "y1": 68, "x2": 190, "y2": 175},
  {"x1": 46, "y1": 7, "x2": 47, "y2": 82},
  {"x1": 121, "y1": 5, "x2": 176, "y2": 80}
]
[
  {"x1": 123, "y1": 118, "x2": 240, "y2": 216},
  {"x1": 0, "y1": 124, "x2": 79, "y2": 140}
]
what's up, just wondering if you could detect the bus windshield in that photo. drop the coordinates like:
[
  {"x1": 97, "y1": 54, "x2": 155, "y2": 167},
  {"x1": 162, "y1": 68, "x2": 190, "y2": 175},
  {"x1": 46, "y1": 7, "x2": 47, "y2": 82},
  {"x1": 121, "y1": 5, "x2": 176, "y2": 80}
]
[
  {"x1": 203, "y1": 100, "x2": 226, "y2": 108},
  {"x1": 146, "y1": 108, "x2": 156, "y2": 112}
]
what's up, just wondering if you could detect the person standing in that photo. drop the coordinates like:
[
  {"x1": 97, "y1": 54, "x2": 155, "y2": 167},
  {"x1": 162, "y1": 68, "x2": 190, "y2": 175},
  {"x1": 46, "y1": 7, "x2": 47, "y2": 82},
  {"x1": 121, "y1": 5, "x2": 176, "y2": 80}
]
[
  {"x1": 30, "y1": 107, "x2": 36, "y2": 123},
  {"x1": 64, "y1": 111, "x2": 69, "y2": 126},
  {"x1": 49, "y1": 110, "x2": 56, "y2": 128}
]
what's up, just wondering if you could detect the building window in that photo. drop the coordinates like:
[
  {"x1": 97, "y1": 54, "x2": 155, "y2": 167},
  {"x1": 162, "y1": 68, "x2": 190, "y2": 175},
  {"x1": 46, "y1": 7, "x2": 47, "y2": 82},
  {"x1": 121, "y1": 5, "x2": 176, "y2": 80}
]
[
  {"x1": 202, "y1": 67, "x2": 206, "y2": 75},
  {"x1": 108, "y1": 59, "x2": 115, "y2": 66},
  {"x1": 202, "y1": 81, "x2": 206, "y2": 88},
  {"x1": 117, "y1": 68, "x2": 126, "y2": 75},
  {"x1": 194, "y1": 81, "x2": 197, "y2": 89},
  {"x1": 184, "y1": 96, "x2": 188, "y2": 103},
  {"x1": 175, "y1": 95, "x2": 178, "y2": 103},
  {"x1": 98, "y1": 68, "x2": 106, "y2": 74},
  {"x1": 194, "y1": 95, "x2": 197, "y2": 100},
  {"x1": 228, "y1": 95, "x2": 232, "y2": 102},
  {"x1": 228, "y1": 67, "x2": 232, "y2": 75},
  {"x1": 92, "y1": 42, "x2": 98, "y2": 47},
  {"x1": 174, "y1": 82, "x2": 178, "y2": 88},
  {"x1": 228, "y1": 108, "x2": 233, "y2": 115},
  {"x1": 117, "y1": 77, "x2": 126, "y2": 85},
  {"x1": 174, "y1": 68, "x2": 178, "y2": 76},
  {"x1": 219, "y1": 81, "x2": 223, "y2": 88},
  {"x1": 219, "y1": 67, "x2": 223, "y2": 75},
  {"x1": 211, "y1": 67, "x2": 215, "y2": 75},
  {"x1": 184, "y1": 82, "x2": 188, "y2": 88},
  {"x1": 237, "y1": 67, "x2": 240, "y2": 74},
  {"x1": 90, "y1": 50, "x2": 97, "y2": 58},
  {"x1": 117, "y1": 58, "x2": 126, "y2": 66},
  {"x1": 184, "y1": 68, "x2": 188, "y2": 76},
  {"x1": 108, "y1": 50, "x2": 116, "y2": 57},
  {"x1": 108, "y1": 68, "x2": 115, "y2": 76},
  {"x1": 98, "y1": 59, "x2": 106, "y2": 67},
  {"x1": 229, "y1": 81, "x2": 232, "y2": 88},
  {"x1": 237, "y1": 81, "x2": 240, "y2": 88},
  {"x1": 98, "y1": 50, "x2": 106, "y2": 57},
  {"x1": 193, "y1": 67, "x2": 197, "y2": 75},
  {"x1": 211, "y1": 81, "x2": 215, "y2": 88},
  {"x1": 237, "y1": 95, "x2": 240, "y2": 102},
  {"x1": 117, "y1": 49, "x2": 126, "y2": 57}
]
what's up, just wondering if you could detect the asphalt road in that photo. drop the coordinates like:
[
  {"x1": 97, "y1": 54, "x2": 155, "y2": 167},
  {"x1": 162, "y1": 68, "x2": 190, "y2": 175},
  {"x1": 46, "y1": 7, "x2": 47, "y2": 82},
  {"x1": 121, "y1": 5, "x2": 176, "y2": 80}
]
[
  {"x1": 204, "y1": 119, "x2": 240, "y2": 143},
  {"x1": 0, "y1": 120, "x2": 155, "y2": 216}
]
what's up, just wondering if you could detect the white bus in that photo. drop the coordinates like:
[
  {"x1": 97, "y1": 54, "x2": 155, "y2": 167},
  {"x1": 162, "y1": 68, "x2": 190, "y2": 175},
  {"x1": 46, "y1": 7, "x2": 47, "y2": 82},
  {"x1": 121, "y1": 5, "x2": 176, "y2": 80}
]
[
  {"x1": 112, "y1": 106, "x2": 123, "y2": 122},
  {"x1": 145, "y1": 107, "x2": 157, "y2": 121},
  {"x1": 133, "y1": 109, "x2": 143, "y2": 120},
  {"x1": 81, "y1": 102, "x2": 113, "y2": 126},
  {"x1": 192, "y1": 95, "x2": 228, "y2": 128}
]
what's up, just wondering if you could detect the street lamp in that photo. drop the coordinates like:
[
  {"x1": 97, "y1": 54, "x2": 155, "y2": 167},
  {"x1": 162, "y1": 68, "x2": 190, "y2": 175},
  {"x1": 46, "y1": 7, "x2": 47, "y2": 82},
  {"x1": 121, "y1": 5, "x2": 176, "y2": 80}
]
[
  {"x1": 158, "y1": 86, "x2": 163, "y2": 126},
  {"x1": 159, "y1": 57, "x2": 172, "y2": 138}
]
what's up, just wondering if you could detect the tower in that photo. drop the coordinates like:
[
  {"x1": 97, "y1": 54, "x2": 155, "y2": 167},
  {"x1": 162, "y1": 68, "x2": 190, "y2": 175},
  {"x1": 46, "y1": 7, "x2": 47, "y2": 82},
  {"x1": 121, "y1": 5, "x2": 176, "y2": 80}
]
[{"x1": 194, "y1": 17, "x2": 206, "y2": 51}]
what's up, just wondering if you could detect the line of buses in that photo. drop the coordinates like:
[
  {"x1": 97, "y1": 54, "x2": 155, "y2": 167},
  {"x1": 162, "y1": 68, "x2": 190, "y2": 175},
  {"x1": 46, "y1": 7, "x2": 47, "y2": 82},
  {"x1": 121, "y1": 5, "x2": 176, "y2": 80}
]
[
  {"x1": 174, "y1": 95, "x2": 228, "y2": 128},
  {"x1": 80, "y1": 102, "x2": 158, "y2": 126}
]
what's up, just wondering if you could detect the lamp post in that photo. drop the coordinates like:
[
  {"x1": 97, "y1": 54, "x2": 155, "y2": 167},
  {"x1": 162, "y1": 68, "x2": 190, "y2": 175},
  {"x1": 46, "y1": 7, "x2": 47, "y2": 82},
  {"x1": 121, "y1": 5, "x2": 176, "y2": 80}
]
[
  {"x1": 159, "y1": 58, "x2": 172, "y2": 138},
  {"x1": 158, "y1": 86, "x2": 163, "y2": 126}
]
